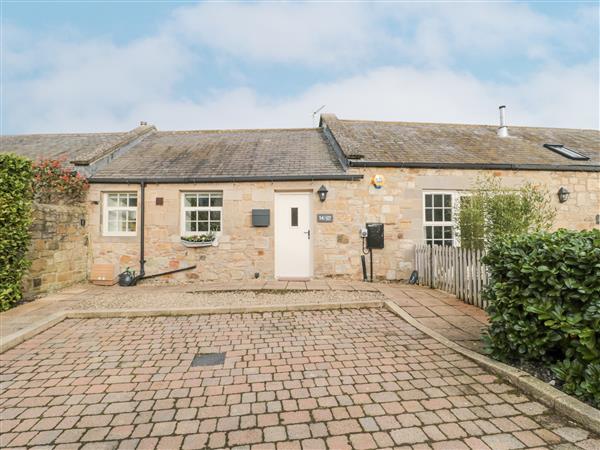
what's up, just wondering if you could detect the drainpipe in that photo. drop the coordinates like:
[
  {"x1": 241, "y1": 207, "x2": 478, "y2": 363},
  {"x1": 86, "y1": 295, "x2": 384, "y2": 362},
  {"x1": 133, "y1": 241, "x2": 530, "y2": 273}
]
[
  {"x1": 123, "y1": 179, "x2": 196, "y2": 286},
  {"x1": 139, "y1": 180, "x2": 146, "y2": 278}
]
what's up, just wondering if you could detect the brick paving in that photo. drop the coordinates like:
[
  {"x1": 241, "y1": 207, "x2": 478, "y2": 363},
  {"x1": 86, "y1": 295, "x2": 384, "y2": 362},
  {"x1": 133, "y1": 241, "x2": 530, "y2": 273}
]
[
  {"x1": 1, "y1": 308, "x2": 597, "y2": 449},
  {"x1": 1, "y1": 282, "x2": 487, "y2": 353}
]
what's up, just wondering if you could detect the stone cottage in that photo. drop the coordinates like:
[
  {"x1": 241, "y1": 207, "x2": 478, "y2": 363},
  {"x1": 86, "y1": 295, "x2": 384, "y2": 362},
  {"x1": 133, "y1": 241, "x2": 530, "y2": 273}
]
[{"x1": 2, "y1": 111, "x2": 599, "y2": 285}]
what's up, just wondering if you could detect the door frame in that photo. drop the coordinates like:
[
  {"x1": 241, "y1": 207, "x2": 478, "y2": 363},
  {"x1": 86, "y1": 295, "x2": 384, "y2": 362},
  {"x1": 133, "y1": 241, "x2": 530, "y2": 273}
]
[{"x1": 274, "y1": 190, "x2": 314, "y2": 280}]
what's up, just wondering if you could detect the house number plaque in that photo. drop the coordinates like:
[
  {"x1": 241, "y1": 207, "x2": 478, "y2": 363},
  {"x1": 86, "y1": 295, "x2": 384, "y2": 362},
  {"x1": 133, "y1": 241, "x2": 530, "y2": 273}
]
[{"x1": 317, "y1": 214, "x2": 333, "y2": 223}]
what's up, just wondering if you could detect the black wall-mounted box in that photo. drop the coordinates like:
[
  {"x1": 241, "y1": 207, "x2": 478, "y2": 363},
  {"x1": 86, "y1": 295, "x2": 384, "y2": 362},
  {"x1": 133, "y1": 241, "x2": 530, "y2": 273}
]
[
  {"x1": 252, "y1": 209, "x2": 270, "y2": 227},
  {"x1": 366, "y1": 222, "x2": 384, "y2": 249}
]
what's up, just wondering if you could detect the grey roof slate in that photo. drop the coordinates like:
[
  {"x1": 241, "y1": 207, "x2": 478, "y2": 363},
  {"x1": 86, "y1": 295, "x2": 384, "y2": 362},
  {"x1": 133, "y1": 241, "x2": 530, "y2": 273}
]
[
  {"x1": 321, "y1": 114, "x2": 600, "y2": 170},
  {"x1": 91, "y1": 128, "x2": 346, "y2": 180},
  {"x1": 0, "y1": 125, "x2": 154, "y2": 166}
]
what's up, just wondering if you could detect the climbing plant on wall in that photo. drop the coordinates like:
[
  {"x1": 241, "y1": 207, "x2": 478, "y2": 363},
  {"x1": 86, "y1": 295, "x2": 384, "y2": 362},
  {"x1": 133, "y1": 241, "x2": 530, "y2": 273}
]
[{"x1": 32, "y1": 158, "x2": 89, "y2": 204}]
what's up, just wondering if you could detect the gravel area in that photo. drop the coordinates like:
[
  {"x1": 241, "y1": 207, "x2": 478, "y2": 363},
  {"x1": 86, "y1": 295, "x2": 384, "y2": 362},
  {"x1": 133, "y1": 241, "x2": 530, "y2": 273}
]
[{"x1": 73, "y1": 289, "x2": 386, "y2": 310}]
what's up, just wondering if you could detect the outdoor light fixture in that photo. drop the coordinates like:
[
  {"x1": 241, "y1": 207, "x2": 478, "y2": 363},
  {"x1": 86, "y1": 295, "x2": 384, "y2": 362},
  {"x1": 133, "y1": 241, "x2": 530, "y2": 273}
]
[
  {"x1": 557, "y1": 187, "x2": 570, "y2": 203},
  {"x1": 317, "y1": 185, "x2": 328, "y2": 202}
]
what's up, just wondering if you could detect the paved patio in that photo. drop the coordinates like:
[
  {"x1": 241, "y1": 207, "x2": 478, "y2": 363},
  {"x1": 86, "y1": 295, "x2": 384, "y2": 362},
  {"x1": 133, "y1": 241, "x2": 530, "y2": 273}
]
[
  {"x1": 1, "y1": 308, "x2": 597, "y2": 449},
  {"x1": 0, "y1": 281, "x2": 488, "y2": 352}
]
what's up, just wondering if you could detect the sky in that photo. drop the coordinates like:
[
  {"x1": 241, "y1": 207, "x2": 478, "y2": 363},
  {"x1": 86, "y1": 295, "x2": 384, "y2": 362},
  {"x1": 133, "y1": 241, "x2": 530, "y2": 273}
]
[{"x1": 1, "y1": 1, "x2": 599, "y2": 134}]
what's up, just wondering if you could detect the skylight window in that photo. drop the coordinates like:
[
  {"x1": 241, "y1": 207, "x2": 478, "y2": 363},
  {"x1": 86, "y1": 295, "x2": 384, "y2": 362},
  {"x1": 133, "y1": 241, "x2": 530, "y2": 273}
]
[{"x1": 543, "y1": 144, "x2": 590, "y2": 161}]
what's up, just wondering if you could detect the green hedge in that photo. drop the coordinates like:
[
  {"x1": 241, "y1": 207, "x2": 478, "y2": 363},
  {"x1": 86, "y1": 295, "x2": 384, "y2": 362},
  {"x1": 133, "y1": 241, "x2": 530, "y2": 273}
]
[
  {"x1": 0, "y1": 154, "x2": 34, "y2": 310},
  {"x1": 483, "y1": 229, "x2": 600, "y2": 407}
]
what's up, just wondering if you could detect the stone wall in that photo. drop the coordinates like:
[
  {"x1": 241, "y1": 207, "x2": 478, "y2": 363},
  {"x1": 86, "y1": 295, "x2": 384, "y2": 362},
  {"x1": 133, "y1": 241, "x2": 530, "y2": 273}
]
[
  {"x1": 24, "y1": 203, "x2": 88, "y2": 297},
  {"x1": 87, "y1": 168, "x2": 599, "y2": 283}
]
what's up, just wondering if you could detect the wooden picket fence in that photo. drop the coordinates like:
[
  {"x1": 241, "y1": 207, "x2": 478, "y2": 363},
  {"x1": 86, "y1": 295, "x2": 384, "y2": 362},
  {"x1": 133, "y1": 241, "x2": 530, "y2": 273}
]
[{"x1": 414, "y1": 245, "x2": 489, "y2": 309}]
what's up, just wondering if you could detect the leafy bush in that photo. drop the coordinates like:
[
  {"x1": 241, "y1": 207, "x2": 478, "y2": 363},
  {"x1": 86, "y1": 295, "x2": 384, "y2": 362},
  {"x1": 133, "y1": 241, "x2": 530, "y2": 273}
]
[
  {"x1": 33, "y1": 158, "x2": 89, "y2": 203},
  {"x1": 0, "y1": 154, "x2": 34, "y2": 310},
  {"x1": 457, "y1": 176, "x2": 555, "y2": 250},
  {"x1": 483, "y1": 229, "x2": 600, "y2": 407}
]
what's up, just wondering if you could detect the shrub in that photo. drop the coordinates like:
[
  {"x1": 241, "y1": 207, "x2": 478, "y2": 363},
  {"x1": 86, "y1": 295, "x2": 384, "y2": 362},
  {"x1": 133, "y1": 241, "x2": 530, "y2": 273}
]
[
  {"x1": 33, "y1": 158, "x2": 89, "y2": 203},
  {"x1": 483, "y1": 229, "x2": 600, "y2": 407},
  {"x1": 457, "y1": 176, "x2": 555, "y2": 250},
  {"x1": 0, "y1": 154, "x2": 34, "y2": 310}
]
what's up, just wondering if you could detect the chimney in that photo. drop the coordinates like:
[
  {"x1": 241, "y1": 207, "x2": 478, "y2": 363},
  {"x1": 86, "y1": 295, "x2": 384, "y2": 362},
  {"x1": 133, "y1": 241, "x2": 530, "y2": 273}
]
[
  {"x1": 140, "y1": 121, "x2": 148, "y2": 126},
  {"x1": 497, "y1": 105, "x2": 508, "y2": 137}
]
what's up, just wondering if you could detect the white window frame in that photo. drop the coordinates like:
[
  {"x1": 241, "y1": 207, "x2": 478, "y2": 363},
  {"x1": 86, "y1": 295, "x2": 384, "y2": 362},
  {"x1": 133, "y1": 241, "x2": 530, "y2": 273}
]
[
  {"x1": 180, "y1": 191, "x2": 223, "y2": 237},
  {"x1": 422, "y1": 191, "x2": 460, "y2": 246},
  {"x1": 102, "y1": 192, "x2": 138, "y2": 237}
]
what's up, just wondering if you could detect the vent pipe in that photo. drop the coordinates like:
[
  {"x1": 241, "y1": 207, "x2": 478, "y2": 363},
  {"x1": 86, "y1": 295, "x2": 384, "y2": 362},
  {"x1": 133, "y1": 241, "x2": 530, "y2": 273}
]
[{"x1": 497, "y1": 105, "x2": 508, "y2": 137}]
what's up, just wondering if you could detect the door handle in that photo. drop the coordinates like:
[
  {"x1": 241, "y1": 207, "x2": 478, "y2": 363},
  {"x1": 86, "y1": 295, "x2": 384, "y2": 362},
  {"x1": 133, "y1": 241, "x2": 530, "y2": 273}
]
[{"x1": 304, "y1": 230, "x2": 311, "y2": 239}]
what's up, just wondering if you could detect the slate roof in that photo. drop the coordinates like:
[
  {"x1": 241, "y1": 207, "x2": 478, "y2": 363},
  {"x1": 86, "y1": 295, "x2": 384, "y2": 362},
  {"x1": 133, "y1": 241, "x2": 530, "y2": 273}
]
[
  {"x1": 91, "y1": 128, "x2": 348, "y2": 180},
  {"x1": 0, "y1": 125, "x2": 155, "y2": 166},
  {"x1": 321, "y1": 114, "x2": 600, "y2": 171}
]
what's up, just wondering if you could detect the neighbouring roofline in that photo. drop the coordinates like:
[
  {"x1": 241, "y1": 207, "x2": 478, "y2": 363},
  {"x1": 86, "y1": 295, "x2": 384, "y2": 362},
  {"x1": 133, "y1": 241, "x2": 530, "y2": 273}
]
[
  {"x1": 71, "y1": 124, "x2": 156, "y2": 165},
  {"x1": 322, "y1": 125, "x2": 349, "y2": 170},
  {"x1": 89, "y1": 174, "x2": 364, "y2": 184},
  {"x1": 347, "y1": 160, "x2": 600, "y2": 172},
  {"x1": 322, "y1": 114, "x2": 600, "y2": 133}
]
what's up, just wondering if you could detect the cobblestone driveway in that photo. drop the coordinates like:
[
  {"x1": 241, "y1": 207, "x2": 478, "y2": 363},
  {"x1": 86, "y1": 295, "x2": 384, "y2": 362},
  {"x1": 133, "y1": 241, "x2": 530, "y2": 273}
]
[{"x1": 1, "y1": 308, "x2": 597, "y2": 449}]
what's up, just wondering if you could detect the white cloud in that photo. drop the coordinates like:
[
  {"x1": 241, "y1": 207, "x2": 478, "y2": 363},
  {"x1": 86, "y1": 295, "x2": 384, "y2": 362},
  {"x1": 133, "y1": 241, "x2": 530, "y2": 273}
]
[
  {"x1": 1, "y1": 2, "x2": 598, "y2": 133},
  {"x1": 167, "y1": 2, "x2": 597, "y2": 68},
  {"x1": 4, "y1": 31, "x2": 193, "y2": 133},
  {"x1": 168, "y1": 2, "x2": 381, "y2": 67}
]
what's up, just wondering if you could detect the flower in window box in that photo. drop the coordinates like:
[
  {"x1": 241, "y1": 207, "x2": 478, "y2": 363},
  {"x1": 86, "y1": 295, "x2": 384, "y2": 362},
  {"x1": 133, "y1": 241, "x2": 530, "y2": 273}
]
[{"x1": 180, "y1": 232, "x2": 218, "y2": 247}]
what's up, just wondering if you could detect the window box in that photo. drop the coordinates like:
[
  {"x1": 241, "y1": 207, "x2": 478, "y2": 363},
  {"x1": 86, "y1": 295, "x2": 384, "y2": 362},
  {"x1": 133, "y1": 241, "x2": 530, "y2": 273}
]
[{"x1": 180, "y1": 233, "x2": 219, "y2": 248}]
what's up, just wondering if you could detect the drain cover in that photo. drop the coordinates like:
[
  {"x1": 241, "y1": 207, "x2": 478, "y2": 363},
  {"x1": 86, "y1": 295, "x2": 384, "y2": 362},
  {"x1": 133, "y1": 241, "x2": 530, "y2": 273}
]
[{"x1": 191, "y1": 352, "x2": 226, "y2": 367}]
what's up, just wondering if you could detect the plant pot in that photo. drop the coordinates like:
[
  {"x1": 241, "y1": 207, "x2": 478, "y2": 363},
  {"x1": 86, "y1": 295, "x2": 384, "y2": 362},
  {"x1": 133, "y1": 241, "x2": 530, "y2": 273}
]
[{"x1": 180, "y1": 238, "x2": 218, "y2": 248}]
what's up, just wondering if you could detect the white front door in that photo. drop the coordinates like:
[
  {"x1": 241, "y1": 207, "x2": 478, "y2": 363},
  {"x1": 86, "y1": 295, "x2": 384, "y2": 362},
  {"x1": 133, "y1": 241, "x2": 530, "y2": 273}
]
[{"x1": 274, "y1": 192, "x2": 312, "y2": 279}]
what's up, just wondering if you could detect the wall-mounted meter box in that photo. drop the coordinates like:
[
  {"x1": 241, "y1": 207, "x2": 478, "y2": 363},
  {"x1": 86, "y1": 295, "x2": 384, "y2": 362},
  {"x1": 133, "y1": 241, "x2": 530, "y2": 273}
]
[
  {"x1": 252, "y1": 209, "x2": 270, "y2": 227},
  {"x1": 366, "y1": 222, "x2": 384, "y2": 249}
]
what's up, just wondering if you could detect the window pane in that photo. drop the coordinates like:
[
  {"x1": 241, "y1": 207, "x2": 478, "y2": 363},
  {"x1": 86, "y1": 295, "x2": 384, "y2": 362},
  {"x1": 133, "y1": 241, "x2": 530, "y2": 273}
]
[
  {"x1": 444, "y1": 227, "x2": 453, "y2": 239},
  {"x1": 119, "y1": 211, "x2": 127, "y2": 221},
  {"x1": 190, "y1": 222, "x2": 197, "y2": 232},
  {"x1": 198, "y1": 196, "x2": 209, "y2": 207},
  {"x1": 434, "y1": 239, "x2": 443, "y2": 246},
  {"x1": 444, "y1": 194, "x2": 452, "y2": 207},
  {"x1": 210, "y1": 222, "x2": 221, "y2": 232},
  {"x1": 128, "y1": 211, "x2": 136, "y2": 221},
  {"x1": 107, "y1": 194, "x2": 118, "y2": 207},
  {"x1": 425, "y1": 209, "x2": 432, "y2": 221},
  {"x1": 434, "y1": 209, "x2": 443, "y2": 221},
  {"x1": 291, "y1": 207, "x2": 298, "y2": 227},
  {"x1": 434, "y1": 195, "x2": 442, "y2": 207},
  {"x1": 425, "y1": 195, "x2": 432, "y2": 207},
  {"x1": 119, "y1": 220, "x2": 127, "y2": 232},
  {"x1": 108, "y1": 221, "x2": 116, "y2": 232},
  {"x1": 119, "y1": 196, "x2": 128, "y2": 207},
  {"x1": 210, "y1": 211, "x2": 221, "y2": 221},
  {"x1": 434, "y1": 227, "x2": 442, "y2": 239},
  {"x1": 185, "y1": 211, "x2": 193, "y2": 221},
  {"x1": 185, "y1": 195, "x2": 197, "y2": 207},
  {"x1": 425, "y1": 226, "x2": 432, "y2": 239},
  {"x1": 443, "y1": 240, "x2": 452, "y2": 246},
  {"x1": 444, "y1": 208, "x2": 452, "y2": 221},
  {"x1": 129, "y1": 195, "x2": 137, "y2": 207},
  {"x1": 198, "y1": 222, "x2": 208, "y2": 232},
  {"x1": 198, "y1": 211, "x2": 208, "y2": 220},
  {"x1": 108, "y1": 210, "x2": 117, "y2": 221},
  {"x1": 128, "y1": 222, "x2": 136, "y2": 232},
  {"x1": 210, "y1": 196, "x2": 223, "y2": 207}
]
